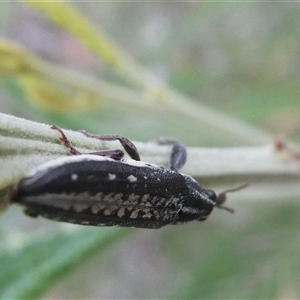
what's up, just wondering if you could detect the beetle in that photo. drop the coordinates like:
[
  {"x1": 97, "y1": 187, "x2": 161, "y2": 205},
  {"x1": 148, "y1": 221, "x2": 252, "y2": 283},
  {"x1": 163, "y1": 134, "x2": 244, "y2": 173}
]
[{"x1": 11, "y1": 126, "x2": 246, "y2": 229}]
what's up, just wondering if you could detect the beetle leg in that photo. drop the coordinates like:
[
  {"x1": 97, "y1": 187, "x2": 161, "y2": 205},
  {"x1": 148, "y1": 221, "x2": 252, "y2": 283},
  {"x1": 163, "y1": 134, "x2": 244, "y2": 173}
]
[
  {"x1": 156, "y1": 138, "x2": 187, "y2": 172},
  {"x1": 79, "y1": 130, "x2": 140, "y2": 161},
  {"x1": 51, "y1": 125, "x2": 125, "y2": 160}
]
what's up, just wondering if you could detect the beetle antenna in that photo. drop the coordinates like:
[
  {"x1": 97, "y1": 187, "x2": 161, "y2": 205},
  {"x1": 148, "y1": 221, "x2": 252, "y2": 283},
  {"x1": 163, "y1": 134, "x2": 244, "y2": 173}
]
[{"x1": 215, "y1": 183, "x2": 249, "y2": 214}]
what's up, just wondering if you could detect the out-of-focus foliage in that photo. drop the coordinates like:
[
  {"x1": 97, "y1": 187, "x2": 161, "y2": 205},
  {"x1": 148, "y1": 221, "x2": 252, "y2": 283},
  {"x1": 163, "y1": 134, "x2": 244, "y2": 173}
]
[{"x1": 0, "y1": 2, "x2": 300, "y2": 299}]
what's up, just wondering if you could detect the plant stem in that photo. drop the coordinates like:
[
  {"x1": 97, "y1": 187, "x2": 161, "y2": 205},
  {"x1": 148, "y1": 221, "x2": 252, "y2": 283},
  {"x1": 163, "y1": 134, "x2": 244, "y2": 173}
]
[{"x1": 1, "y1": 113, "x2": 300, "y2": 213}]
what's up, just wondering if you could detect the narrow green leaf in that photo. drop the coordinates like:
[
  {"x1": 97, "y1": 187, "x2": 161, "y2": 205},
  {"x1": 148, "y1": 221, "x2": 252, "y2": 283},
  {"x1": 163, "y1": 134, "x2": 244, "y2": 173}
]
[{"x1": 0, "y1": 227, "x2": 133, "y2": 299}]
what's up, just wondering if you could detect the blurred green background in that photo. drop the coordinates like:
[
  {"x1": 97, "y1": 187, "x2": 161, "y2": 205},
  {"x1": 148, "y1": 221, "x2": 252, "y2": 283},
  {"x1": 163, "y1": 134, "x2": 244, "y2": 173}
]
[{"x1": 0, "y1": 2, "x2": 300, "y2": 299}]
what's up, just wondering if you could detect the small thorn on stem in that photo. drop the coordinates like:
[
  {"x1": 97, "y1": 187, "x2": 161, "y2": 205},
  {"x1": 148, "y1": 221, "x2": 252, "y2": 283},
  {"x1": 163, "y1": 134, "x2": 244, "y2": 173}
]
[
  {"x1": 273, "y1": 136, "x2": 300, "y2": 161},
  {"x1": 215, "y1": 182, "x2": 249, "y2": 214}
]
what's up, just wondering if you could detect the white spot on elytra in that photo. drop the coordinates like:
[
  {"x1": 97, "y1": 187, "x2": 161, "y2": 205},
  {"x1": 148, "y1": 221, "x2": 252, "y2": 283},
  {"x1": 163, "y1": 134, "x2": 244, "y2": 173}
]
[
  {"x1": 127, "y1": 175, "x2": 137, "y2": 182},
  {"x1": 141, "y1": 194, "x2": 150, "y2": 203},
  {"x1": 71, "y1": 173, "x2": 78, "y2": 181},
  {"x1": 108, "y1": 173, "x2": 116, "y2": 180},
  {"x1": 142, "y1": 208, "x2": 152, "y2": 219},
  {"x1": 103, "y1": 207, "x2": 116, "y2": 216},
  {"x1": 117, "y1": 207, "x2": 126, "y2": 218},
  {"x1": 91, "y1": 205, "x2": 101, "y2": 214},
  {"x1": 130, "y1": 210, "x2": 139, "y2": 219},
  {"x1": 73, "y1": 203, "x2": 89, "y2": 213}
]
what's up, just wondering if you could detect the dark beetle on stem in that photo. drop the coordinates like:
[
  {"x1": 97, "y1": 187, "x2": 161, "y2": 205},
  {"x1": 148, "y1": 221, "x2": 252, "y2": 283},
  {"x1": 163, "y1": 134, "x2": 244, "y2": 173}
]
[{"x1": 11, "y1": 126, "x2": 247, "y2": 229}]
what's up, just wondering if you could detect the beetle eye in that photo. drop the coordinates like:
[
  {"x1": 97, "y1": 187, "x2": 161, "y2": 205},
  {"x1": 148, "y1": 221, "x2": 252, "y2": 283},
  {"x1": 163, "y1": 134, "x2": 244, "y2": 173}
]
[{"x1": 206, "y1": 190, "x2": 217, "y2": 201}]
